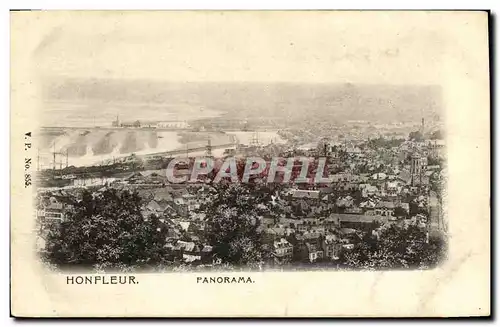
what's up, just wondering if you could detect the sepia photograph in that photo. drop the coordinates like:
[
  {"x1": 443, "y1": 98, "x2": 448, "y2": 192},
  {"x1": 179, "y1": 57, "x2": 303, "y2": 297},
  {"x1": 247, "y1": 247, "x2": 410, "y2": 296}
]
[
  {"x1": 10, "y1": 10, "x2": 490, "y2": 317},
  {"x1": 36, "y1": 80, "x2": 447, "y2": 273}
]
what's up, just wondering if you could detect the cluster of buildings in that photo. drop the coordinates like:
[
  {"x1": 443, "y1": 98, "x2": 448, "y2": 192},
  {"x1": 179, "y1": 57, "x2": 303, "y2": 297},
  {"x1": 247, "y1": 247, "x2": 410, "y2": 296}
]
[
  {"x1": 111, "y1": 115, "x2": 190, "y2": 129},
  {"x1": 35, "y1": 124, "x2": 445, "y2": 268}
]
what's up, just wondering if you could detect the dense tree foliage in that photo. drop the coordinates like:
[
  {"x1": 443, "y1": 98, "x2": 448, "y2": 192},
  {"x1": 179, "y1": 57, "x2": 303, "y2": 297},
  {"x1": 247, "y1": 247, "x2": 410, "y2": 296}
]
[
  {"x1": 408, "y1": 130, "x2": 424, "y2": 142},
  {"x1": 430, "y1": 130, "x2": 443, "y2": 140},
  {"x1": 201, "y1": 183, "x2": 273, "y2": 268},
  {"x1": 393, "y1": 206, "x2": 409, "y2": 218},
  {"x1": 427, "y1": 156, "x2": 444, "y2": 167},
  {"x1": 365, "y1": 137, "x2": 405, "y2": 149},
  {"x1": 40, "y1": 184, "x2": 446, "y2": 272},
  {"x1": 43, "y1": 189, "x2": 167, "y2": 271},
  {"x1": 339, "y1": 223, "x2": 446, "y2": 270}
]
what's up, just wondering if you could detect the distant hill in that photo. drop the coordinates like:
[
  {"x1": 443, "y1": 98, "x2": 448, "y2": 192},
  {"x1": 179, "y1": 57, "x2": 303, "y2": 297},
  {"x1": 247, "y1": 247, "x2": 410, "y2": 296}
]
[{"x1": 43, "y1": 78, "x2": 442, "y2": 125}]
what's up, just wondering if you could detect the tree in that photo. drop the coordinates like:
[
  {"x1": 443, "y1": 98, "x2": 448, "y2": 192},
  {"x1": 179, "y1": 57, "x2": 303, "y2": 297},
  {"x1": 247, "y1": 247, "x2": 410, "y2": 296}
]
[
  {"x1": 430, "y1": 130, "x2": 443, "y2": 140},
  {"x1": 427, "y1": 155, "x2": 443, "y2": 167},
  {"x1": 410, "y1": 201, "x2": 428, "y2": 216},
  {"x1": 43, "y1": 189, "x2": 168, "y2": 272},
  {"x1": 409, "y1": 131, "x2": 424, "y2": 142},
  {"x1": 393, "y1": 206, "x2": 409, "y2": 218},
  {"x1": 202, "y1": 184, "x2": 272, "y2": 268},
  {"x1": 339, "y1": 223, "x2": 446, "y2": 270},
  {"x1": 365, "y1": 137, "x2": 405, "y2": 149}
]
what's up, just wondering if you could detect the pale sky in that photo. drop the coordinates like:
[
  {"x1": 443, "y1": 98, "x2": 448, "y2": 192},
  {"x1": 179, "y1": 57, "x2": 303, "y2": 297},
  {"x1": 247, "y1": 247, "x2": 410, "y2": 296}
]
[{"x1": 14, "y1": 11, "x2": 483, "y2": 84}]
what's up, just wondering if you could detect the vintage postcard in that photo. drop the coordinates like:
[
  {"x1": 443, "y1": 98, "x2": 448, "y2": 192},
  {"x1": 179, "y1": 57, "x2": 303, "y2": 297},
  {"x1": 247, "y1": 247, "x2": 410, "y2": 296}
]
[{"x1": 10, "y1": 11, "x2": 490, "y2": 317}]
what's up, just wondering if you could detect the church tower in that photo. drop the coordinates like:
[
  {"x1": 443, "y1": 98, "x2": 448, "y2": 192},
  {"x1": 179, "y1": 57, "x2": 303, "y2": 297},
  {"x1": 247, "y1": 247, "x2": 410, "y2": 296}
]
[
  {"x1": 410, "y1": 152, "x2": 426, "y2": 186},
  {"x1": 205, "y1": 137, "x2": 212, "y2": 157}
]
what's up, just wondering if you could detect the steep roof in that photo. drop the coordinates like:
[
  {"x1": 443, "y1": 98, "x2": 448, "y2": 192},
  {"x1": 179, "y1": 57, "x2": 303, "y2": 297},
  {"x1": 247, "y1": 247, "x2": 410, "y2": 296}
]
[
  {"x1": 376, "y1": 201, "x2": 396, "y2": 209},
  {"x1": 291, "y1": 190, "x2": 320, "y2": 199},
  {"x1": 274, "y1": 238, "x2": 292, "y2": 248},
  {"x1": 334, "y1": 214, "x2": 388, "y2": 224},
  {"x1": 178, "y1": 221, "x2": 191, "y2": 231}
]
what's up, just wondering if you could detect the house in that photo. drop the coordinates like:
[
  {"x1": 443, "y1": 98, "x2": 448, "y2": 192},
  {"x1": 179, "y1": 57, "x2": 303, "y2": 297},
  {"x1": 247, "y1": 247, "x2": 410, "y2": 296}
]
[
  {"x1": 172, "y1": 196, "x2": 188, "y2": 216},
  {"x1": 145, "y1": 199, "x2": 164, "y2": 213},
  {"x1": 346, "y1": 146, "x2": 362, "y2": 155},
  {"x1": 137, "y1": 189, "x2": 155, "y2": 202},
  {"x1": 170, "y1": 240, "x2": 202, "y2": 262},
  {"x1": 295, "y1": 231, "x2": 322, "y2": 244},
  {"x1": 338, "y1": 182, "x2": 359, "y2": 192},
  {"x1": 163, "y1": 203, "x2": 179, "y2": 217},
  {"x1": 179, "y1": 241, "x2": 203, "y2": 263},
  {"x1": 336, "y1": 196, "x2": 354, "y2": 208},
  {"x1": 398, "y1": 170, "x2": 412, "y2": 185},
  {"x1": 265, "y1": 227, "x2": 293, "y2": 239},
  {"x1": 329, "y1": 173, "x2": 361, "y2": 183},
  {"x1": 374, "y1": 201, "x2": 396, "y2": 217},
  {"x1": 165, "y1": 227, "x2": 182, "y2": 240},
  {"x1": 290, "y1": 189, "x2": 320, "y2": 202},
  {"x1": 319, "y1": 186, "x2": 335, "y2": 195},
  {"x1": 183, "y1": 253, "x2": 201, "y2": 263},
  {"x1": 427, "y1": 139, "x2": 445, "y2": 158},
  {"x1": 305, "y1": 243, "x2": 324, "y2": 263},
  {"x1": 297, "y1": 143, "x2": 318, "y2": 153},
  {"x1": 36, "y1": 236, "x2": 47, "y2": 253},
  {"x1": 152, "y1": 187, "x2": 175, "y2": 202},
  {"x1": 157, "y1": 121, "x2": 189, "y2": 129},
  {"x1": 262, "y1": 217, "x2": 276, "y2": 228},
  {"x1": 171, "y1": 169, "x2": 192, "y2": 183},
  {"x1": 371, "y1": 172, "x2": 387, "y2": 181},
  {"x1": 178, "y1": 221, "x2": 191, "y2": 232},
  {"x1": 121, "y1": 120, "x2": 141, "y2": 128},
  {"x1": 73, "y1": 176, "x2": 113, "y2": 187},
  {"x1": 273, "y1": 238, "x2": 293, "y2": 265},
  {"x1": 201, "y1": 245, "x2": 214, "y2": 264},
  {"x1": 182, "y1": 193, "x2": 200, "y2": 212},
  {"x1": 359, "y1": 197, "x2": 377, "y2": 210},
  {"x1": 297, "y1": 218, "x2": 319, "y2": 233},
  {"x1": 324, "y1": 215, "x2": 340, "y2": 230},
  {"x1": 322, "y1": 234, "x2": 341, "y2": 260},
  {"x1": 37, "y1": 196, "x2": 70, "y2": 223},
  {"x1": 384, "y1": 181, "x2": 400, "y2": 197},
  {"x1": 399, "y1": 202, "x2": 410, "y2": 213},
  {"x1": 360, "y1": 184, "x2": 379, "y2": 198},
  {"x1": 335, "y1": 214, "x2": 388, "y2": 229},
  {"x1": 173, "y1": 197, "x2": 185, "y2": 206},
  {"x1": 123, "y1": 172, "x2": 147, "y2": 184},
  {"x1": 344, "y1": 206, "x2": 363, "y2": 214},
  {"x1": 139, "y1": 170, "x2": 168, "y2": 184}
]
